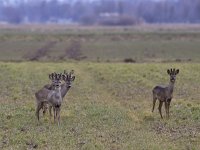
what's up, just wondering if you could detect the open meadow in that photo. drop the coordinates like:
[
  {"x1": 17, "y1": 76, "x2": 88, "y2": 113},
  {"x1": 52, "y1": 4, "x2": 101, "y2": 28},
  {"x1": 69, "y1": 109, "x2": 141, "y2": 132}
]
[
  {"x1": 1, "y1": 24, "x2": 200, "y2": 62},
  {"x1": 0, "y1": 25, "x2": 200, "y2": 149}
]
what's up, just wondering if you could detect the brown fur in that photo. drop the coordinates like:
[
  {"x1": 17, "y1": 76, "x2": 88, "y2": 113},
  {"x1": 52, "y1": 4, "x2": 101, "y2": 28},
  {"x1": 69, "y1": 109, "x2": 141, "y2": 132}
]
[
  {"x1": 35, "y1": 73, "x2": 62, "y2": 125},
  {"x1": 152, "y1": 68, "x2": 179, "y2": 119}
]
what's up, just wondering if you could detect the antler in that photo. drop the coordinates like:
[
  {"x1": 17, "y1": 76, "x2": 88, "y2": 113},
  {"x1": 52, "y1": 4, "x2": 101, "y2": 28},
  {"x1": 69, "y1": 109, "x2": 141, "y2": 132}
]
[
  {"x1": 69, "y1": 70, "x2": 75, "y2": 81},
  {"x1": 49, "y1": 72, "x2": 56, "y2": 80},
  {"x1": 64, "y1": 70, "x2": 67, "y2": 75},
  {"x1": 167, "y1": 68, "x2": 179, "y2": 75},
  {"x1": 62, "y1": 70, "x2": 68, "y2": 81},
  {"x1": 49, "y1": 72, "x2": 62, "y2": 81},
  {"x1": 62, "y1": 70, "x2": 75, "y2": 81},
  {"x1": 69, "y1": 70, "x2": 74, "y2": 75}
]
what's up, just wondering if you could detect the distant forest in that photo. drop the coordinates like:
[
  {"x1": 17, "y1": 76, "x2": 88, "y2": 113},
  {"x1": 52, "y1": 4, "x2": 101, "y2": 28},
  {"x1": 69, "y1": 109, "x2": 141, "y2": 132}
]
[{"x1": 0, "y1": 0, "x2": 200, "y2": 25}]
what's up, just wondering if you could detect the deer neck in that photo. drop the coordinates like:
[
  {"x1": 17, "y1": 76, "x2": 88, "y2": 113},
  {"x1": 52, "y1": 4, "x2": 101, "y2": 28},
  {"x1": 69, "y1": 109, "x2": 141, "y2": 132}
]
[
  {"x1": 54, "y1": 87, "x2": 61, "y2": 94},
  {"x1": 47, "y1": 87, "x2": 61, "y2": 101},
  {"x1": 61, "y1": 83, "x2": 71, "y2": 98},
  {"x1": 168, "y1": 81, "x2": 175, "y2": 95}
]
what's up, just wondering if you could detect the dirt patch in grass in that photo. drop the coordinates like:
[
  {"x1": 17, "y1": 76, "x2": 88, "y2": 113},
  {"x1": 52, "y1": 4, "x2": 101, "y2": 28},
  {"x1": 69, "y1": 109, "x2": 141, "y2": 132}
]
[
  {"x1": 24, "y1": 41, "x2": 57, "y2": 61},
  {"x1": 151, "y1": 121, "x2": 200, "y2": 141}
]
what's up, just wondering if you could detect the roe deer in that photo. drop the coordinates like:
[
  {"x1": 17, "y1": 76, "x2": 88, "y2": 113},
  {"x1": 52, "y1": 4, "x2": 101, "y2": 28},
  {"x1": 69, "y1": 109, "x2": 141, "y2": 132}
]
[
  {"x1": 35, "y1": 72, "x2": 63, "y2": 125},
  {"x1": 152, "y1": 68, "x2": 179, "y2": 119},
  {"x1": 48, "y1": 70, "x2": 75, "y2": 118},
  {"x1": 43, "y1": 70, "x2": 75, "y2": 115}
]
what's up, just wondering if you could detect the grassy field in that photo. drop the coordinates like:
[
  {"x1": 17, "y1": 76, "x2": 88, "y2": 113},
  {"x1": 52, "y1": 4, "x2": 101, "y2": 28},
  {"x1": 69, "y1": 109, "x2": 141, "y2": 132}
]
[
  {"x1": 0, "y1": 62, "x2": 200, "y2": 149},
  {"x1": 1, "y1": 24, "x2": 200, "y2": 62},
  {"x1": 0, "y1": 25, "x2": 200, "y2": 149}
]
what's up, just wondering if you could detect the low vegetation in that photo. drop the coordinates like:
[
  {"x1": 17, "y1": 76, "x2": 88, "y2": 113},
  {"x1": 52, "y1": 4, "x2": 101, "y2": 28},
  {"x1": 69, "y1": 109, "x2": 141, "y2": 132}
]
[
  {"x1": 1, "y1": 25, "x2": 200, "y2": 62},
  {"x1": 0, "y1": 25, "x2": 200, "y2": 149},
  {"x1": 0, "y1": 62, "x2": 200, "y2": 149}
]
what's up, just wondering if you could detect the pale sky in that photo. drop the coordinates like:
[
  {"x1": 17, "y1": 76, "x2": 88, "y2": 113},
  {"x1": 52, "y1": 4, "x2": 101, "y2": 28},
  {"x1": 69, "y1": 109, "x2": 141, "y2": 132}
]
[
  {"x1": 1, "y1": 0, "x2": 167, "y2": 6},
  {"x1": 4, "y1": 0, "x2": 165, "y2": 3}
]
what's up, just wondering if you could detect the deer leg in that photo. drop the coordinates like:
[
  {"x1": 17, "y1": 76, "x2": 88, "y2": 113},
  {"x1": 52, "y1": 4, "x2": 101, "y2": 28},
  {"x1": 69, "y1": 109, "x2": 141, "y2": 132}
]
[
  {"x1": 42, "y1": 102, "x2": 48, "y2": 116},
  {"x1": 57, "y1": 108, "x2": 61, "y2": 126},
  {"x1": 55, "y1": 109, "x2": 59, "y2": 125},
  {"x1": 53, "y1": 107, "x2": 56, "y2": 123},
  {"x1": 55, "y1": 109, "x2": 58, "y2": 123},
  {"x1": 167, "y1": 99, "x2": 172, "y2": 118},
  {"x1": 152, "y1": 96, "x2": 157, "y2": 112},
  {"x1": 167, "y1": 103, "x2": 170, "y2": 119},
  {"x1": 164, "y1": 101, "x2": 169, "y2": 119},
  {"x1": 49, "y1": 105, "x2": 52, "y2": 121},
  {"x1": 158, "y1": 101, "x2": 163, "y2": 119},
  {"x1": 36, "y1": 102, "x2": 43, "y2": 121},
  {"x1": 49, "y1": 106, "x2": 52, "y2": 116}
]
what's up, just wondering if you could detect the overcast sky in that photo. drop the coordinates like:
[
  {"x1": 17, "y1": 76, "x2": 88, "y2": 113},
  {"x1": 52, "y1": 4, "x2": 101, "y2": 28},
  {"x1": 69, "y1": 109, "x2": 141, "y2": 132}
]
[{"x1": 4, "y1": 0, "x2": 165, "y2": 3}]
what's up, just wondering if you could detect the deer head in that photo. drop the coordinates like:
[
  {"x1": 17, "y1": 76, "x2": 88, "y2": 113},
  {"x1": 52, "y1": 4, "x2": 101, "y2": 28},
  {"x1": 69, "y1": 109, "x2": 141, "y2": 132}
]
[
  {"x1": 49, "y1": 72, "x2": 62, "y2": 89},
  {"x1": 167, "y1": 68, "x2": 179, "y2": 83},
  {"x1": 62, "y1": 70, "x2": 75, "y2": 88}
]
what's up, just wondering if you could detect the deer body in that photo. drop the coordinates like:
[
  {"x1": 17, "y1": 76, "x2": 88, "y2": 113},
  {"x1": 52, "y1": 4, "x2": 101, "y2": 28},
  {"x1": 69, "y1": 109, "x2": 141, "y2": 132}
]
[
  {"x1": 44, "y1": 82, "x2": 71, "y2": 98},
  {"x1": 35, "y1": 70, "x2": 75, "y2": 124},
  {"x1": 47, "y1": 87, "x2": 62, "y2": 106},
  {"x1": 35, "y1": 86, "x2": 63, "y2": 123},
  {"x1": 46, "y1": 71, "x2": 75, "y2": 118},
  {"x1": 35, "y1": 73, "x2": 63, "y2": 124},
  {"x1": 152, "y1": 68, "x2": 179, "y2": 119},
  {"x1": 47, "y1": 86, "x2": 62, "y2": 125},
  {"x1": 61, "y1": 83, "x2": 71, "y2": 98},
  {"x1": 153, "y1": 83, "x2": 174, "y2": 102}
]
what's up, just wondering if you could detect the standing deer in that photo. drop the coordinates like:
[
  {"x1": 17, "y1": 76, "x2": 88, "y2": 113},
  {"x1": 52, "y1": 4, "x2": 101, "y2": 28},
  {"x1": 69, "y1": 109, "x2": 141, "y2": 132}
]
[
  {"x1": 41, "y1": 70, "x2": 75, "y2": 117},
  {"x1": 48, "y1": 70, "x2": 75, "y2": 118},
  {"x1": 35, "y1": 72, "x2": 63, "y2": 125},
  {"x1": 61, "y1": 70, "x2": 75, "y2": 98},
  {"x1": 152, "y1": 68, "x2": 179, "y2": 119}
]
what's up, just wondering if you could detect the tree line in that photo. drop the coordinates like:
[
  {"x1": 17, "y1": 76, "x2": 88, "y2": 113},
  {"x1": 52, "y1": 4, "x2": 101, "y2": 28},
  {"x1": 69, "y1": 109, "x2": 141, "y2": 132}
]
[{"x1": 0, "y1": 0, "x2": 199, "y2": 25}]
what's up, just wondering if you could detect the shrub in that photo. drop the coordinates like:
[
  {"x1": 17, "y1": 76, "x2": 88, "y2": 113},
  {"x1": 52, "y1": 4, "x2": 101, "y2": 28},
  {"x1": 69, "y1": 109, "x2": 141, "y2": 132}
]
[{"x1": 123, "y1": 58, "x2": 136, "y2": 63}]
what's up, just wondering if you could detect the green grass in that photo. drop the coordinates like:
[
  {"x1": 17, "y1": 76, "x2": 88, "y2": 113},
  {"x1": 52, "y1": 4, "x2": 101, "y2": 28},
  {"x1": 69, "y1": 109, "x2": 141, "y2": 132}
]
[
  {"x1": 1, "y1": 25, "x2": 200, "y2": 62},
  {"x1": 1, "y1": 62, "x2": 200, "y2": 149}
]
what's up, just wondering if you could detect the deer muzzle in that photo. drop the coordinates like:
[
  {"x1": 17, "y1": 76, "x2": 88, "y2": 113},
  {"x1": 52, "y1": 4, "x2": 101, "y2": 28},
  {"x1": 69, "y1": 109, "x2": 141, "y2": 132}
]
[{"x1": 55, "y1": 104, "x2": 61, "y2": 108}]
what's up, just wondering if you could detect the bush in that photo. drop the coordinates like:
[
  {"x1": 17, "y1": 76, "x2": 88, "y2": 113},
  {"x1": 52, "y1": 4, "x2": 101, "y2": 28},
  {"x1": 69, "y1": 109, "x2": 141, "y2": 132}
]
[{"x1": 123, "y1": 58, "x2": 136, "y2": 63}]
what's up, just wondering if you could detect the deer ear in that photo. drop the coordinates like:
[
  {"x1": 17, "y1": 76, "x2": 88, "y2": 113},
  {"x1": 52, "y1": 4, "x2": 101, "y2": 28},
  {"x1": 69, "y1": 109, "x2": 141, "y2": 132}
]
[
  {"x1": 167, "y1": 69, "x2": 170, "y2": 75},
  {"x1": 49, "y1": 73, "x2": 53, "y2": 80},
  {"x1": 49, "y1": 74, "x2": 52, "y2": 80},
  {"x1": 62, "y1": 74, "x2": 65, "y2": 80},
  {"x1": 71, "y1": 76, "x2": 75, "y2": 81},
  {"x1": 176, "y1": 69, "x2": 179, "y2": 75},
  {"x1": 70, "y1": 70, "x2": 74, "y2": 75}
]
